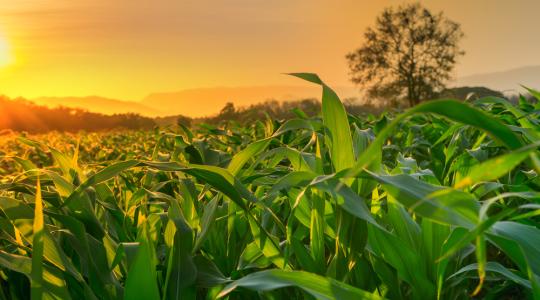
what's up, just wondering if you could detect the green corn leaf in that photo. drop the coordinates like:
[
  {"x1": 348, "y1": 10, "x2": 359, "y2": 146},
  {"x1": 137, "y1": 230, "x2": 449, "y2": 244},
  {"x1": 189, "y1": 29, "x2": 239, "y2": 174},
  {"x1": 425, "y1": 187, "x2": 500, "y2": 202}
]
[
  {"x1": 450, "y1": 261, "x2": 531, "y2": 290},
  {"x1": 228, "y1": 138, "x2": 272, "y2": 175},
  {"x1": 289, "y1": 73, "x2": 355, "y2": 172},
  {"x1": 347, "y1": 99, "x2": 523, "y2": 179},
  {"x1": 0, "y1": 251, "x2": 72, "y2": 300},
  {"x1": 368, "y1": 225, "x2": 436, "y2": 299},
  {"x1": 124, "y1": 224, "x2": 161, "y2": 300},
  {"x1": 455, "y1": 141, "x2": 540, "y2": 188},
  {"x1": 31, "y1": 178, "x2": 45, "y2": 300},
  {"x1": 367, "y1": 171, "x2": 479, "y2": 228},
  {"x1": 218, "y1": 269, "x2": 384, "y2": 300}
]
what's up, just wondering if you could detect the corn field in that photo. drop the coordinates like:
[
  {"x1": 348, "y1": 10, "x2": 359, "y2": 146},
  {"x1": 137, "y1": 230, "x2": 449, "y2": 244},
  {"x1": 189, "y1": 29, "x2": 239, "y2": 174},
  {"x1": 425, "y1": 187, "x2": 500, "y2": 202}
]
[{"x1": 1, "y1": 73, "x2": 540, "y2": 299}]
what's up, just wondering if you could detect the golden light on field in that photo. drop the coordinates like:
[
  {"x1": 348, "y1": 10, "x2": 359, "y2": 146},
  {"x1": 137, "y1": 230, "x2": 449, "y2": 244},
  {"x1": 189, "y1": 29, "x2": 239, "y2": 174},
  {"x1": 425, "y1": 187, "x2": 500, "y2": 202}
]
[{"x1": 0, "y1": 33, "x2": 13, "y2": 68}]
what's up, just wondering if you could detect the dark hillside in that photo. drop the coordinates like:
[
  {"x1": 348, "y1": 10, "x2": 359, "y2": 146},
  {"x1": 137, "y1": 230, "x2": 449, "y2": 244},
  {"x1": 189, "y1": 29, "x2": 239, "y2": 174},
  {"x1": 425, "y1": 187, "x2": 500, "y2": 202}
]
[{"x1": 0, "y1": 96, "x2": 155, "y2": 133}]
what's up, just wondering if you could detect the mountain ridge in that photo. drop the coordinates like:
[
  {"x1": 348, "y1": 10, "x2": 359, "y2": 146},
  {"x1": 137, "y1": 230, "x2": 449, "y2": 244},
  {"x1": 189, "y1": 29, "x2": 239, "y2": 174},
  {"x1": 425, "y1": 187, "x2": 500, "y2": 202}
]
[
  {"x1": 24, "y1": 66, "x2": 540, "y2": 118},
  {"x1": 141, "y1": 85, "x2": 358, "y2": 118},
  {"x1": 32, "y1": 96, "x2": 164, "y2": 117},
  {"x1": 455, "y1": 65, "x2": 540, "y2": 93}
]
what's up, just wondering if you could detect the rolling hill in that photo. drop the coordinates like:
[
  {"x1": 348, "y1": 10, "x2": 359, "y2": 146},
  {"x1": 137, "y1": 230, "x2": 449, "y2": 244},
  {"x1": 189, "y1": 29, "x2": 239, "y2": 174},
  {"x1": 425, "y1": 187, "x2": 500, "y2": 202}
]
[
  {"x1": 32, "y1": 96, "x2": 164, "y2": 117},
  {"x1": 24, "y1": 66, "x2": 540, "y2": 118},
  {"x1": 455, "y1": 65, "x2": 540, "y2": 93},
  {"x1": 141, "y1": 85, "x2": 358, "y2": 117}
]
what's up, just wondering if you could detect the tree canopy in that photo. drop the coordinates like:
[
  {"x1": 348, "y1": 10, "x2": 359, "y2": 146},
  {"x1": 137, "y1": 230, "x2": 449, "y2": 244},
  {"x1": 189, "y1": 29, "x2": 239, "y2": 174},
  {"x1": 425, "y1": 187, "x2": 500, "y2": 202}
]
[{"x1": 347, "y1": 2, "x2": 464, "y2": 107}]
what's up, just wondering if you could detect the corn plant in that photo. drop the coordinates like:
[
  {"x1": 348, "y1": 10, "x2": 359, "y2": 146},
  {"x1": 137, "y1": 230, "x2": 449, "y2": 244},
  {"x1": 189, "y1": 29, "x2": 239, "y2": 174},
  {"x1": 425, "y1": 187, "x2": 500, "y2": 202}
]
[{"x1": 0, "y1": 74, "x2": 539, "y2": 299}]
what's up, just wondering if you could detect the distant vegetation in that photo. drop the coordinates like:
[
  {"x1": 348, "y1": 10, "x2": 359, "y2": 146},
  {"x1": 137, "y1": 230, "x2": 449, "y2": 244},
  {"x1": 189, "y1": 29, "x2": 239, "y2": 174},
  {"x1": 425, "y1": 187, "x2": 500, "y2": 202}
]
[
  {"x1": 0, "y1": 86, "x2": 533, "y2": 133},
  {"x1": 196, "y1": 98, "x2": 383, "y2": 125},
  {"x1": 0, "y1": 96, "x2": 156, "y2": 133},
  {"x1": 0, "y1": 96, "x2": 384, "y2": 132}
]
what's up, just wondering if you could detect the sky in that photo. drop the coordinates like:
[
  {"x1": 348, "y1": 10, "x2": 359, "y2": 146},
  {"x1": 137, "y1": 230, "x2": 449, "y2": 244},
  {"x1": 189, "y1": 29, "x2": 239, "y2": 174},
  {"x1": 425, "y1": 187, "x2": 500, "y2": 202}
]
[{"x1": 0, "y1": 0, "x2": 539, "y2": 102}]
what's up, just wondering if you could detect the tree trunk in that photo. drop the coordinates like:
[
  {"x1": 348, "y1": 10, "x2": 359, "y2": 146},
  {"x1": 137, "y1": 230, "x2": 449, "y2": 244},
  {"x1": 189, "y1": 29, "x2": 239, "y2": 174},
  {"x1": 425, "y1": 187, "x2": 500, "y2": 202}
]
[{"x1": 407, "y1": 77, "x2": 414, "y2": 107}]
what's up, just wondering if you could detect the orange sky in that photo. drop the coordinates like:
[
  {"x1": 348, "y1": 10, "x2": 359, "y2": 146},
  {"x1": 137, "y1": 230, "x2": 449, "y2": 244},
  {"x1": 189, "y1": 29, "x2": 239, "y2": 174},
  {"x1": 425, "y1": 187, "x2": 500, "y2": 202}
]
[{"x1": 0, "y1": 0, "x2": 539, "y2": 103}]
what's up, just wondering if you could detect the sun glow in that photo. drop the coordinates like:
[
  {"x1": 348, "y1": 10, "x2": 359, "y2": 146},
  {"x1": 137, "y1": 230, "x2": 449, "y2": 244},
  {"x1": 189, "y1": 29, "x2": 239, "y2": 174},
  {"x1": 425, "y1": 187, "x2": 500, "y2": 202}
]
[{"x1": 0, "y1": 34, "x2": 14, "y2": 68}]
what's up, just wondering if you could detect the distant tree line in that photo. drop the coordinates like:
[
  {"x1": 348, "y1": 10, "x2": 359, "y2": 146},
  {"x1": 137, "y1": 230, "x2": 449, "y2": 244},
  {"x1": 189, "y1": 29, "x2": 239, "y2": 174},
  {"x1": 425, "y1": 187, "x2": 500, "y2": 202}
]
[
  {"x1": 0, "y1": 86, "x2": 523, "y2": 133},
  {"x1": 0, "y1": 96, "x2": 155, "y2": 133},
  {"x1": 191, "y1": 98, "x2": 384, "y2": 125},
  {"x1": 169, "y1": 86, "x2": 509, "y2": 126}
]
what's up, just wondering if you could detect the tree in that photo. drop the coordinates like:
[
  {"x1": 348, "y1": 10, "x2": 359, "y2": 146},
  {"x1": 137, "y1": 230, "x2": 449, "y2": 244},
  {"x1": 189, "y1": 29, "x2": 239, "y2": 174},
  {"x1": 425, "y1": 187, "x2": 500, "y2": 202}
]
[
  {"x1": 176, "y1": 115, "x2": 192, "y2": 127},
  {"x1": 346, "y1": 2, "x2": 464, "y2": 107},
  {"x1": 219, "y1": 102, "x2": 236, "y2": 119}
]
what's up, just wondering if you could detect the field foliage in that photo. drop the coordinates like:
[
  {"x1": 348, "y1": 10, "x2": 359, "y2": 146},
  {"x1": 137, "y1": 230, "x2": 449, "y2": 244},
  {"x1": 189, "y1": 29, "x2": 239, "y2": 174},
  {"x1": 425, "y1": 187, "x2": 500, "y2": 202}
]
[{"x1": 1, "y1": 74, "x2": 540, "y2": 299}]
